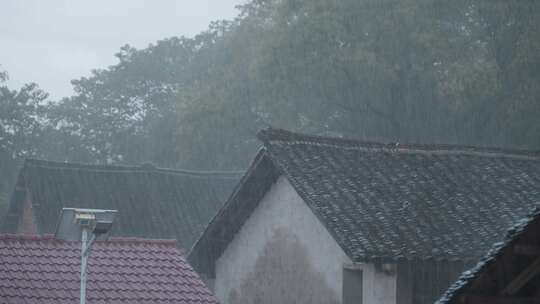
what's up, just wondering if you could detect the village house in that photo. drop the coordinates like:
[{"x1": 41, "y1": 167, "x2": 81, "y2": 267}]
[
  {"x1": 189, "y1": 128, "x2": 540, "y2": 304},
  {"x1": 1, "y1": 159, "x2": 240, "y2": 249},
  {"x1": 436, "y1": 206, "x2": 540, "y2": 304},
  {"x1": 0, "y1": 233, "x2": 218, "y2": 303}
]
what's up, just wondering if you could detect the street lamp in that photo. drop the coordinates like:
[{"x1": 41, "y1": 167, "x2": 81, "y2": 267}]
[{"x1": 54, "y1": 208, "x2": 118, "y2": 304}]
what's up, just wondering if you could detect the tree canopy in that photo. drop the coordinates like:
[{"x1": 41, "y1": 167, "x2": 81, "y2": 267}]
[
  {"x1": 1, "y1": 0, "x2": 539, "y2": 211},
  {"x1": 0, "y1": 70, "x2": 49, "y2": 213},
  {"x1": 174, "y1": 0, "x2": 540, "y2": 169}
]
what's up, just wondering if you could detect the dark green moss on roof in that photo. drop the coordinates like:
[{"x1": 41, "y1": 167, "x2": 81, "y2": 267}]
[{"x1": 1, "y1": 159, "x2": 241, "y2": 249}]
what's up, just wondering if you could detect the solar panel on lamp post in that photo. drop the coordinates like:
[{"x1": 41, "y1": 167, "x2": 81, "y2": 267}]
[{"x1": 54, "y1": 208, "x2": 117, "y2": 304}]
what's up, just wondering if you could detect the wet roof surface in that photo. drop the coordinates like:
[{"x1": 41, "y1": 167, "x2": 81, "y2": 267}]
[
  {"x1": 259, "y1": 128, "x2": 540, "y2": 261},
  {"x1": 2, "y1": 159, "x2": 241, "y2": 249},
  {"x1": 0, "y1": 234, "x2": 217, "y2": 304},
  {"x1": 191, "y1": 128, "x2": 540, "y2": 269},
  {"x1": 435, "y1": 207, "x2": 540, "y2": 304}
]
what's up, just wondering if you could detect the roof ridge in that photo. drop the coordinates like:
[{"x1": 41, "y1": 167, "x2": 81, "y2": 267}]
[
  {"x1": 257, "y1": 127, "x2": 540, "y2": 160},
  {"x1": 23, "y1": 159, "x2": 243, "y2": 177},
  {"x1": 0, "y1": 234, "x2": 56, "y2": 241},
  {"x1": 0, "y1": 234, "x2": 178, "y2": 247},
  {"x1": 102, "y1": 237, "x2": 178, "y2": 246}
]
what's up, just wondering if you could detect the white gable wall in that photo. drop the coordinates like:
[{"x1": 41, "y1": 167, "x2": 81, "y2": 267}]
[{"x1": 214, "y1": 175, "x2": 397, "y2": 304}]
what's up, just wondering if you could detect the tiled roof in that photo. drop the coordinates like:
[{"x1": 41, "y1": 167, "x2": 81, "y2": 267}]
[
  {"x1": 189, "y1": 128, "x2": 540, "y2": 273},
  {"x1": 1, "y1": 159, "x2": 241, "y2": 249},
  {"x1": 0, "y1": 233, "x2": 218, "y2": 304},
  {"x1": 435, "y1": 206, "x2": 540, "y2": 304}
]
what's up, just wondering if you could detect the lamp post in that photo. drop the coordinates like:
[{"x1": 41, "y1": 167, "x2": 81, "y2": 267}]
[
  {"x1": 54, "y1": 208, "x2": 117, "y2": 304},
  {"x1": 81, "y1": 226, "x2": 89, "y2": 304}
]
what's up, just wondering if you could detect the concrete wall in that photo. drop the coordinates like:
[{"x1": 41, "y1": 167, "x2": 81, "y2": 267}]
[
  {"x1": 214, "y1": 176, "x2": 397, "y2": 304},
  {"x1": 363, "y1": 263, "x2": 397, "y2": 304},
  {"x1": 17, "y1": 191, "x2": 37, "y2": 234}
]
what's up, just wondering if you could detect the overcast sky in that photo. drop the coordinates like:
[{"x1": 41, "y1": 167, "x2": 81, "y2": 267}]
[{"x1": 0, "y1": 0, "x2": 242, "y2": 99}]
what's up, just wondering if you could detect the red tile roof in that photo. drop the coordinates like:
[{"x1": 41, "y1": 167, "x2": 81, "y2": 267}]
[{"x1": 0, "y1": 234, "x2": 218, "y2": 304}]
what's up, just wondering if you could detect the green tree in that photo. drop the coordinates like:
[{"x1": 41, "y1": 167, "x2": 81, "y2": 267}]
[
  {"x1": 30, "y1": 0, "x2": 540, "y2": 174},
  {"x1": 47, "y1": 41, "x2": 193, "y2": 166},
  {"x1": 174, "y1": 0, "x2": 540, "y2": 172},
  {"x1": 0, "y1": 69, "x2": 49, "y2": 214}
]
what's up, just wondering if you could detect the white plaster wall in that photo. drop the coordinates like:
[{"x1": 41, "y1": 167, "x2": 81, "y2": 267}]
[
  {"x1": 215, "y1": 176, "x2": 351, "y2": 303},
  {"x1": 214, "y1": 175, "x2": 397, "y2": 304},
  {"x1": 359, "y1": 263, "x2": 397, "y2": 304}
]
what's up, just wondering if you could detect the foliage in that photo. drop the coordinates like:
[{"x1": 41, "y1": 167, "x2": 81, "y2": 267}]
[
  {"x1": 0, "y1": 70, "x2": 49, "y2": 215},
  {"x1": 2, "y1": 0, "x2": 540, "y2": 179},
  {"x1": 173, "y1": 0, "x2": 540, "y2": 170},
  {"x1": 44, "y1": 42, "x2": 188, "y2": 166}
]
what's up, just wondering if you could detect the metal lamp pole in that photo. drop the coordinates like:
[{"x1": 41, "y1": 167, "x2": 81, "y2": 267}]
[
  {"x1": 80, "y1": 228, "x2": 88, "y2": 304},
  {"x1": 80, "y1": 227, "x2": 96, "y2": 304},
  {"x1": 54, "y1": 208, "x2": 116, "y2": 304}
]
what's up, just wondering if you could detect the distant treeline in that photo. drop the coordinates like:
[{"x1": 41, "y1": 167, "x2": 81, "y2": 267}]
[{"x1": 1, "y1": 0, "x2": 539, "y2": 211}]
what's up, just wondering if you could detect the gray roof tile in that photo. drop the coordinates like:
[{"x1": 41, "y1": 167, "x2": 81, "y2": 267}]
[
  {"x1": 2, "y1": 159, "x2": 241, "y2": 249},
  {"x1": 190, "y1": 128, "x2": 540, "y2": 274},
  {"x1": 435, "y1": 207, "x2": 540, "y2": 304},
  {"x1": 260, "y1": 128, "x2": 540, "y2": 261}
]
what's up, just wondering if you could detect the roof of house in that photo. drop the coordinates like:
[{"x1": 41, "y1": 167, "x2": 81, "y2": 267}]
[
  {"x1": 1, "y1": 159, "x2": 241, "y2": 249},
  {"x1": 436, "y1": 206, "x2": 540, "y2": 304},
  {"x1": 189, "y1": 128, "x2": 540, "y2": 275},
  {"x1": 0, "y1": 233, "x2": 218, "y2": 304}
]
